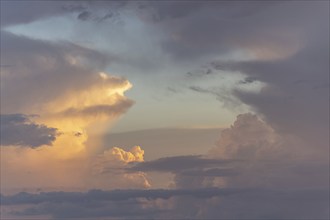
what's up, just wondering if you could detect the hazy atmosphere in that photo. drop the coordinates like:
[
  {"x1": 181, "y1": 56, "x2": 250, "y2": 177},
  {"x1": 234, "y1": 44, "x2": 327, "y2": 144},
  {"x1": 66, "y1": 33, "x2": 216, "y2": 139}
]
[{"x1": 0, "y1": 1, "x2": 329, "y2": 219}]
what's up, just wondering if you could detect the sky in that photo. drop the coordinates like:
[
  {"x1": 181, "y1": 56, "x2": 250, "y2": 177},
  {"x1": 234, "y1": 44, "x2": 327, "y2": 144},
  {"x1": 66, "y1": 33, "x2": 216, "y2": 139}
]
[{"x1": 0, "y1": 1, "x2": 329, "y2": 219}]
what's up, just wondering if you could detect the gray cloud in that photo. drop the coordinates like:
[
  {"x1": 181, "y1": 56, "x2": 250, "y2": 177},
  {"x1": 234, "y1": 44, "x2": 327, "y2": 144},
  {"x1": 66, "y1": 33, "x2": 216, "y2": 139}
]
[
  {"x1": 179, "y1": 168, "x2": 239, "y2": 177},
  {"x1": 189, "y1": 85, "x2": 241, "y2": 109},
  {"x1": 176, "y1": 0, "x2": 330, "y2": 158},
  {"x1": 126, "y1": 155, "x2": 240, "y2": 189},
  {"x1": 134, "y1": 1, "x2": 312, "y2": 61},
  {"x1": 0, "y1": 1, "x2": 121, "y2": 27},
  {"x1": 0, "y1": 30, "x2": 128, "y2": 115},
  {"x1": 1, "y1": 188, "x2": 328, "y2": 219},
  {"x1": 0, "y1": 187, "x2": 249, "y2": 205},
  {"x1": 128, "y1": 155, "x2": 239, "y2": 173},
  {"x1": 210, "y1": 25, "x2": 329, "y2": 154},
  {"x1": 0, "y1": 114, "x2": 58, "y2": 147},
  {"x1": 169, "y1": 113, "x2": 330, "y2": 218},
  {"x1": 77, "y1": 11, "x2": 91, "y2": 21},
  {"x1": 0, "y1": 1, "x2": 67, "y2": 27}
]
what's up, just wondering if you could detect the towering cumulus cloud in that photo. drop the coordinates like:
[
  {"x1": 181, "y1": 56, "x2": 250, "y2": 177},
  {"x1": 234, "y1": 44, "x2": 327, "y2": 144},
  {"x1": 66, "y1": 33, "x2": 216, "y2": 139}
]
[{"x1": 0, "y1": 30, "x2": 139, "y2": 192}]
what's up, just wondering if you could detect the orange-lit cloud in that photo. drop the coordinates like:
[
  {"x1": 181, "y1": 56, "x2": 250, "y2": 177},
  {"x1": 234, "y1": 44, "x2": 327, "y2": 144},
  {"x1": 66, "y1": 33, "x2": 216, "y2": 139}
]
[
  {"x1": 0, "y1": 71, "x2": 137, "y2": 193},
  {"x1": 93, "y1": 146, "x2": 151, "y2": 189},
  {"x1": 0, "y1": 32, "x2": 142, "y2": 193}
]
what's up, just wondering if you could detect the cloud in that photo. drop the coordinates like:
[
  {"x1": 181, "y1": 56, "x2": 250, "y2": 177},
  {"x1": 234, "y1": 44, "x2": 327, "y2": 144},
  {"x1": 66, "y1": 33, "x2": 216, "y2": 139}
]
[
  {"x1": 0, "y1": 1, "x2": 123, "y2": 27},
  {"x1": 0, "y1": 187, "x2": 252, "y2": 219},
  {"x1": 209, "y1": 27, "x2": 329, "y2": 157},
  {"x1": 0, "y1": 1, "x2": 65, "y2": 27},
  {"x1": 189, "y1": 85, "x2": 242, "y2": 109},
  {"x1": 132, "y1": 1, "x2": 310, "y2": 62},
  {"x1": 167, "y1": 0, "x2": 329, "y2": 160},
  {"x1": 0, "y1": 187, "x2": 249, "y2": 205},
  {"x1": 128, "y1": 155, "x2": 238, "y2": 173},
  {"x1": 1, "y1": 31, "x2": 107, "y2": 112},
  {"x1": 0, "y1": 30, "x2": 136, "y2": 193},
  {"x1": 0, "y1": 114, "x2": 58, "y2": 147},
  {"x1": 1, "y1": 188, "x2": 328, "y2": 219},
  {"x1": 93, "y1": 146, "x2": 151, "y2": 189},
  {"x1": 164, "y1": 113, "x2": 329, "y2": 218},
  {"x1": 108, "y1": 146, "x2": 145, "y2": 163},
  {"x1": 127, "y1": 155, "x2": 240, "y2": 190},
  {"x1": 77, "y1": 11, "x2": 91, "y2": 21},
  {"x1": 95, "y1": 146, "x2": 145, "y2": 173},
  {"x1": 1, "y1": 2, "x2": 328, "y2": 219},
  {"x1": 210, "y1": 113, "x2": 284, "y2": 160}
]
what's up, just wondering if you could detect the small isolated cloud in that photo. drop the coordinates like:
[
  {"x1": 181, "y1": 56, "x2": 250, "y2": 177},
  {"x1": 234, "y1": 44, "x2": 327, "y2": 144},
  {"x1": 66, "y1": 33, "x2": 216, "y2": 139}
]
[{"x1": 0, "y1": 114, "x2": 58, "y2": 147}]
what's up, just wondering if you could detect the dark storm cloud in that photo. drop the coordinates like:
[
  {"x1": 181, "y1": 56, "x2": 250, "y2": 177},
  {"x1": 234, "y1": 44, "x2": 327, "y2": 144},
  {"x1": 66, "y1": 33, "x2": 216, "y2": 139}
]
[
  {"x1": 211, "y1": 26, "x2": 329, "y2": 151},
  {"x1": 0, "y1": 114, "x2": 58, "y2": 147},
  {"x1": 150, "y1": 0, "x2": 329, "y2": 156},
  {"x1": 135, "y1": 1, "x2": 312, "y2": 61}
]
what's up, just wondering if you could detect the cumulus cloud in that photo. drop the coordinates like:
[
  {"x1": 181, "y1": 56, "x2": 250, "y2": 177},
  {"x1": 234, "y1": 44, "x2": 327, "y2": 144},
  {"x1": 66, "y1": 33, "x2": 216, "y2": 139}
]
[
  {"x1": 115, "y1": 114, "x2": 328, "y2": 219},
  {"x1": 169, "y1": 113, "x2": 329, "y2": 218},
  {"x1": 210, "y1": 113, "x2": 284, "y2": 160},
  {"x1": 208, "y1": 114, "x2": 329, "y2": 189},
  {"x1": 93, "y1": 146, "x2": 150, "y2": 189},
  {"x1": 105, "y1": 146, "x2": 145, "y2": 163},
  {"x1": 0, "y1": 114, "x2": 58, "y2": 147},
  {"x1": 0, "y1": 29, "x2": 136, "y2": 193}
]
